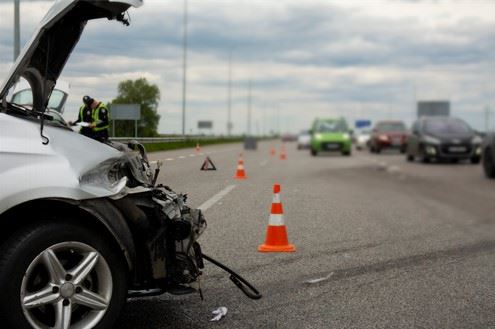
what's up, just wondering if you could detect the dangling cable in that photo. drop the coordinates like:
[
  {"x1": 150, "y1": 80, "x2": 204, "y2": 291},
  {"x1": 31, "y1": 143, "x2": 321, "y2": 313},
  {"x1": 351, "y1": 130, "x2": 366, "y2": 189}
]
[
  {"x1": 40, "y1": 115, "x2": 49, "y2": 145},
  {"x1": 202, "y1": 253, "x2": 262, "y2": 300}
]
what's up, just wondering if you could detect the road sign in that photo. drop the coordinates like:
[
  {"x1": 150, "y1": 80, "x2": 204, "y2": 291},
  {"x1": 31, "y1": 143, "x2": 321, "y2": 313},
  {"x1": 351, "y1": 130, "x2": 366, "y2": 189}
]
[
  {"x1": 417, "y1": 101, "x2": 450, "y2": 118},
  {"x1": 355, "y1": 120, "x2": 371, "y2": 128},
  {"x1": 198, "y1": 121, "x2": 213, "y2": 129},
  {"x1": 111, "y1": 104, "x2": 141, "y2": 120}
]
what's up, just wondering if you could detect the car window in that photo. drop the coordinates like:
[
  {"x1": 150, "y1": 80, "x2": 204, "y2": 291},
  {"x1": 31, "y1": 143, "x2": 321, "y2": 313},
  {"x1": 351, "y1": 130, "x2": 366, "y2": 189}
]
[
  {"x1": 376, "y1": 122, "x2": 406, "y2": 132},
  {"x1": 316, "y1": 120, "x2": 348, "y2": 133},
  {"x1": 425, "y1": 119, "x2": 471, "y2": 134},
  {"x1": 11, "y1": 89, "x2": 33, "y2": 107},
  {"x1": 47, "y1": 90, "x2": 66, "y2": 112},
  {"x1": 11, "y1": 88, "x2": 66, "y2": 112}
]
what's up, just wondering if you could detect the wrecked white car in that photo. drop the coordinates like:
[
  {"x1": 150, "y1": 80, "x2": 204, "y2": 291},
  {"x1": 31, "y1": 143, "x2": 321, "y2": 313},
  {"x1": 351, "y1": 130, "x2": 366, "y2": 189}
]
[{"x1": 0, "y1": 1, "x2": 259, "y2": 328}]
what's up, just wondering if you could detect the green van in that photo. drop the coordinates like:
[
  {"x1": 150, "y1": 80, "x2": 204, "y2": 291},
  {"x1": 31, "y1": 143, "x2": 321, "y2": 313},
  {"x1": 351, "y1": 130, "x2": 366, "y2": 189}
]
[{"x1": 310, "y1": 118, "x2": 352, "y2": 156}]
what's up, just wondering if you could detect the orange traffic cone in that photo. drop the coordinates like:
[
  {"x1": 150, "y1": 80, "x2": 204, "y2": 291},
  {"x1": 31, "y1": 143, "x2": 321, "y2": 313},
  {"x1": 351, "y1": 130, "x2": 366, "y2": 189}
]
[
  {"x1": 258, "y1": 184, "x2": 295, "y2": 252},
  {"x1": 270, "y1": 147, "x2": 276, "y2": 156},
  {"x1": 196, "y1": 142, "x2": 201, "y2": 153},
  {"x1": 234, "y1": 156, "x2": 247, "y2": 180},
  {"x1": 279, "y1": 146, "x2": 287, "y2": 160}
]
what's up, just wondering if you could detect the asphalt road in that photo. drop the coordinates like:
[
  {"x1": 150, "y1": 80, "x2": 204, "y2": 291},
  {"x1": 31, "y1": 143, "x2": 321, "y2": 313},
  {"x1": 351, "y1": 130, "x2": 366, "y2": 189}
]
[{"x1": 116, "y1": 141, "x2": 495, "y2": 329}]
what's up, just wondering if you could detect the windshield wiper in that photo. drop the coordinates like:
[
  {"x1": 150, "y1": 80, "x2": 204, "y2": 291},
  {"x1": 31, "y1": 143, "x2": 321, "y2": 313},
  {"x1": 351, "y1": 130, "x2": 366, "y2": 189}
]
[{"x1": 8, "y1": 102, "x2": 52, "y2": 119}]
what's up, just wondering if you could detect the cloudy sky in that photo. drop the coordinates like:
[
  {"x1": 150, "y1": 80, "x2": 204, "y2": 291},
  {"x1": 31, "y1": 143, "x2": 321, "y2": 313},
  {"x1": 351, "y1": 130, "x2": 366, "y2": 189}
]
[{"x1": 1, "y1": 0, "x2": 495, "y2": 134}]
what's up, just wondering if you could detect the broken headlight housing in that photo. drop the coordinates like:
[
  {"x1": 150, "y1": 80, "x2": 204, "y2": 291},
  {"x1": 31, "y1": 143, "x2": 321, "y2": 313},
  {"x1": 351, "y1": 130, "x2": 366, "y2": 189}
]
[{"x1": 79, "y1": 158, "x2": 128, "y2": 195}]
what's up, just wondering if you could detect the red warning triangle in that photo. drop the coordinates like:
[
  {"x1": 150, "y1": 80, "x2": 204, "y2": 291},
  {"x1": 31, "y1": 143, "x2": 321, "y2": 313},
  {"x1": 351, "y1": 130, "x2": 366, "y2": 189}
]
[{"x1": 200, "y1": 156, "x2": 217, "y2": 171}]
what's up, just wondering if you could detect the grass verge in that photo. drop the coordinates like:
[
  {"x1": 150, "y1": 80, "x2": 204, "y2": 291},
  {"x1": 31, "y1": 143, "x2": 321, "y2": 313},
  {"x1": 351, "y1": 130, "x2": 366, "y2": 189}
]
[{"x1": 143, "y1": 137, "x2": 245, "y2": 152}]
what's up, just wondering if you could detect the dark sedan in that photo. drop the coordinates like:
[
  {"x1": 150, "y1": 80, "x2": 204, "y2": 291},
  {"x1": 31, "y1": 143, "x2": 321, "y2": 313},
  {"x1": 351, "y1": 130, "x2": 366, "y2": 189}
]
[
  {"x1": 406, "y1": 117, "x2": 482, "y2": 164},
  {"x1": 482, "y1": 133, "x2": 495, "y2": 178}
]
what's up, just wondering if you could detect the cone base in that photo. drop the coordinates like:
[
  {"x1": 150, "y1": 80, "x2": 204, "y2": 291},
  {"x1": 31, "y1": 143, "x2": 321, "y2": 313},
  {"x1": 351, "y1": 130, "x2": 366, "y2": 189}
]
[
  {"x1": 258, "y1": 244, "x2": 296, "y2": 252},
  {"x1": 234, "y1": 176, "x2": 247, "y2": 180}
]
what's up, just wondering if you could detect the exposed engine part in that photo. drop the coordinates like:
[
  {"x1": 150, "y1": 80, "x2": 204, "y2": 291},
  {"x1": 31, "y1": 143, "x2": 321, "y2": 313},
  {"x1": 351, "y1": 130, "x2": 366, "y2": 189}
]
[{"x1": 146, "y1": 185, "x2": 207, "y2": 291}]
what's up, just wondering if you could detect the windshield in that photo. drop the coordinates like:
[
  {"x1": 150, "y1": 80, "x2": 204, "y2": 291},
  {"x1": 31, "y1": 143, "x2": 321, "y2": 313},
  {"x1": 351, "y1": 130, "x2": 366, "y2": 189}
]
[
  {"x1": 424, "y1": 119, "x2": 471, "y2": 135},
  {"x1": 11, "y1": 89, "x2": 67, "y2": 112},
  {"x1": 316, "y1": 120, "x2": 348, "y2": 133},
  {"x1": 376, "y1": 122, "x2": 406, "y2": 132}
]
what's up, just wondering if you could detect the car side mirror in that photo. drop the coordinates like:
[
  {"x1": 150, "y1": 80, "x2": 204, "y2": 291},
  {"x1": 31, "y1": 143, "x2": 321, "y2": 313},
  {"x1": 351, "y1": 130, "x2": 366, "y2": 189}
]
[{"x1": 308, "y1": 129, "x2": 313, "y2": 135}]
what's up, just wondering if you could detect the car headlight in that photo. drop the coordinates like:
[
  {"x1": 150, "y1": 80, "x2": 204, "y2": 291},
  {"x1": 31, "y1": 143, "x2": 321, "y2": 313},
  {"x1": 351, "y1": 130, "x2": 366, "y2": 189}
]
[
  {"x1": 342, "y1": 133, "x2": 350, "y2": 140},
  {"x1": 423, "y1": 135, "x2": 441, "y2": 145},
  {"x1": 426, "y1": 145, "x2": 437, "y2": 155},
  {"x1": 314, "y1": 133, "x2": 323, "y2": 140},
  {"x1": 79, "y1": 158, "x2": 128, "y2": 195},
  {"x1": 378, "y1": 134, "x2": 389, "y2": 141},
  {"x1": 471, "y1": 136, "x2": 482, "y2": 144}
]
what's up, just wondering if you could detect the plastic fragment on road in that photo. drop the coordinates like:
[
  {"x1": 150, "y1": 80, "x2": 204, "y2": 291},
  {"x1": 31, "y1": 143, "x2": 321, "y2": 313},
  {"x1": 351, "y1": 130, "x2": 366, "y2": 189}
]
[
  {"x1": 304, "y1": 272, "x2": 334, "y2": 284},
  {"x1": 210, "y1": 307, "x2": 228, "y2": 322}
]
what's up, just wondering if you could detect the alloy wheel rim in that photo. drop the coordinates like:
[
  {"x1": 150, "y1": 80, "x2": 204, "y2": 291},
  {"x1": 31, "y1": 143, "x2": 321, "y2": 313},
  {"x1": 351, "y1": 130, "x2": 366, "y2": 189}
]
[{"x1": 20, "y1": 241, "x2": 113, "y2": 329}]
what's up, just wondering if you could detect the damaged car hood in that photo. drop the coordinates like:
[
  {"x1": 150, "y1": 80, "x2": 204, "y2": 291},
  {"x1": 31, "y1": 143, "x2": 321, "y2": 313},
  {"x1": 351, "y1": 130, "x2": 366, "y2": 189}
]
[{"x1": 0, "y1": 0, "x2": 142, "y2": 112}]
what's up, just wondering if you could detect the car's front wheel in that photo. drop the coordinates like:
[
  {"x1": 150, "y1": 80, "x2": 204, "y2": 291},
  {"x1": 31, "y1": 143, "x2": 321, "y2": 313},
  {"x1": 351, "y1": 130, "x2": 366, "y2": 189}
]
[
  {"x1": 311, "y1": 148, "x2": 318, "y2": 156},
  {"x1": 0, "y1": 220, "x2": 127, "y2": 329}
]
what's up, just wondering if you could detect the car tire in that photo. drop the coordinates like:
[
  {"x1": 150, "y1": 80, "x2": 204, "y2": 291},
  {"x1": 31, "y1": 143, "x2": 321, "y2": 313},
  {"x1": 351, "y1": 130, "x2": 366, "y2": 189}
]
[
  {"x1": 483, "y1": 148, "x2": 495, "y2": 178},
  {"x1": 400, "y1": 147, "x2": 406, "y2": 154},
  {"x1": 407, "y1": 154, "x2": 414, "y2": 162},
  {"x1": 342, "y1": 150, "x2": 351, "y2": 156},
  {"x1": 311, "y1": 148, "x2": 318, "y2": 156},
  {"x1": 375, "y1": 147, "x2": 381, "y2": 154},
  {"x1": 470, "y1": 156, "x2": 481, "y2": 164},
  {"x1": 419, "y1": 145, "x2": 430, "y2": 163},
  {"x1": 0, "y1": 220, "x2": 128, "y2": 329}
]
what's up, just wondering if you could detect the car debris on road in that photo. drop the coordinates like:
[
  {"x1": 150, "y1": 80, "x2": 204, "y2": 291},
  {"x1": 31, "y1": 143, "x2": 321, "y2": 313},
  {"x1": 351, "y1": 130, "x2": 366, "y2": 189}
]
[{"x1": 210, "y1": 307, "x2": 228, "y2": 322}]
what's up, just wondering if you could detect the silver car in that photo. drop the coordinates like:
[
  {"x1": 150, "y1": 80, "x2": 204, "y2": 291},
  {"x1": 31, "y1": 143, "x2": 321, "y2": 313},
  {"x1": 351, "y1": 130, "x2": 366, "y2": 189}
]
[{"x1": 0, "y1": 1, "x2": 208, "y2": 328}]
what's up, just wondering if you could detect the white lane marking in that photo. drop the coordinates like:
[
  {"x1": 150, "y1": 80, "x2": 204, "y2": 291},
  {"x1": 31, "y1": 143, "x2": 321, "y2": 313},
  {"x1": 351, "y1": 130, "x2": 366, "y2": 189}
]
[
  {"x1": 165, "y1": 158, "x2": 174, "y2": 161},
  {"x1": 178, "y1": 156, "x2": 186, "y2": 159},
  {"x1": 198, "y1": 185, "x2": 236, "y2": 212},
  {"x1": 387, "y1": 165, "x2": 401, "y2": 173},
  {"x1": 189, "y1": 154, "x2": 196, "y2": 157}
]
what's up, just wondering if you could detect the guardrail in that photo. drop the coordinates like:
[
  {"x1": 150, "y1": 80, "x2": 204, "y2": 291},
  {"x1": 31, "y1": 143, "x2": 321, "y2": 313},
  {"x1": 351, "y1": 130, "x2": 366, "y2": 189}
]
[{"x1": 110, "y1": 136, "x2": 241, "y2": 144}]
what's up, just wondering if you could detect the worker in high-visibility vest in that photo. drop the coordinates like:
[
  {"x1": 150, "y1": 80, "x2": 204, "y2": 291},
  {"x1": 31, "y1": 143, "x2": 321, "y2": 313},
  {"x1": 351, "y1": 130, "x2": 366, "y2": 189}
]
[{"x1": 70, "y1": 95, "x2": 110, "y2": 142}]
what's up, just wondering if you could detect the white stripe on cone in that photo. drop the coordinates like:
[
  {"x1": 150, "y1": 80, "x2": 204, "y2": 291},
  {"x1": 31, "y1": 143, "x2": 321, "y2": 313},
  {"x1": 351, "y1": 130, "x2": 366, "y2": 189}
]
[{"x1": 268, "y1": 214, "x2": 284, "y2": 226}]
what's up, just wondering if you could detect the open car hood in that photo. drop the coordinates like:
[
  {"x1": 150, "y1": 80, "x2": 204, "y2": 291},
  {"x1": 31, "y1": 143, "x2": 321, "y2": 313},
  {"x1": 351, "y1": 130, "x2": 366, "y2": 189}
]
[{"x1": 0, "y1": 0, "x2": 142, "y2": 112}]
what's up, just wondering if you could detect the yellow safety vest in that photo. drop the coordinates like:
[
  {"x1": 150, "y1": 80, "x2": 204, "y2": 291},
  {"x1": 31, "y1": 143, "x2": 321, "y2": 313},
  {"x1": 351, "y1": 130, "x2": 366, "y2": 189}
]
[{"x1": 92, "y1": 103, "x2": 110, "y2": 132}]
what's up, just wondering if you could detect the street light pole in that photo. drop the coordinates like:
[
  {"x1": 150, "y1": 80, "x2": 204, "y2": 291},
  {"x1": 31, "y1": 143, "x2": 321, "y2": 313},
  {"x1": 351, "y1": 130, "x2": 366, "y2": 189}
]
[
  {"x1": 227, "y1": 51, "x2": 232, "y2": 136},
  {"x1": 14, "y1": 0, "x2": 20, "y2": 61},
  {"x1": 181, "y1": 0, "x2": 188, "y2": 136},
  {"x1": 485, "y1": 105, "x2": 491, "y2": 133},
  {"x1": 247, "y1": 79, "x2": 252, "y2": 135}
]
